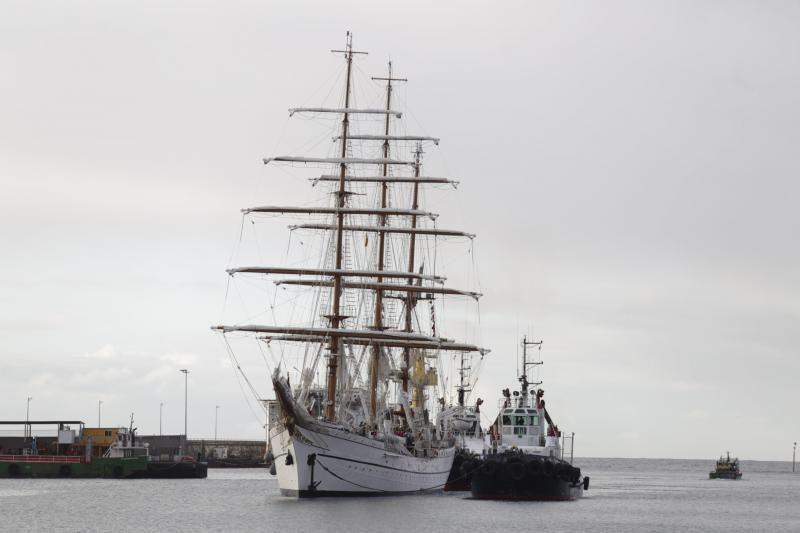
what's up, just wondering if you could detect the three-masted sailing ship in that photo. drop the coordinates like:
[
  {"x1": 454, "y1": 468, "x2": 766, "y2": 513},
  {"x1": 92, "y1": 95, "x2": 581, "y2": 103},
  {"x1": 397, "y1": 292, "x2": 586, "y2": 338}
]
[{"x1": 213, "y1": 33, "x2": 488, "y2": 496}]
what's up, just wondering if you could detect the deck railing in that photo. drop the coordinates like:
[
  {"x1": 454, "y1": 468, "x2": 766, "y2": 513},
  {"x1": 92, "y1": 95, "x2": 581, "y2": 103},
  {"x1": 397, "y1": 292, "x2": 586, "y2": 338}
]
[{"x1": 0, "y1": 454, "x2": 84, "y2": 464}]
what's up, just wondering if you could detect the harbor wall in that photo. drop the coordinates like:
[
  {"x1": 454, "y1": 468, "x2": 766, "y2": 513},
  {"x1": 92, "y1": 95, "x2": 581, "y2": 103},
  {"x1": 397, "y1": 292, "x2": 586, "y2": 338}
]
[{"x1": 136, "y1": 436, "x2": 266, "y2": 466}]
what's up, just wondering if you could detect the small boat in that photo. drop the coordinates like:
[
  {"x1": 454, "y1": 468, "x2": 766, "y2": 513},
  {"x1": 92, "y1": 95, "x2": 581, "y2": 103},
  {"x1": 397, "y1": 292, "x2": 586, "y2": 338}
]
[
  {"x1": 709, "y1": 452, "x2": 742, "y2": 479},
  {"x1": 469, "y1": 337, "x2": 588, "y2": 501}
]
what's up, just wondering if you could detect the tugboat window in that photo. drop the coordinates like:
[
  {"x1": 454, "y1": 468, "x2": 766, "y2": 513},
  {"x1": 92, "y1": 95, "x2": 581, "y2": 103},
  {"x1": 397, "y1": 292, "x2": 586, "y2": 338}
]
[
  {"x1": 502, "y1": 415, "x2": 512, "y2": 425},
  {"x1": 531, "y1": 416, "x2": 539, "y2": 426},
  {"x1": 515, "y1": 416, "x2": 526, "y2": 426}
]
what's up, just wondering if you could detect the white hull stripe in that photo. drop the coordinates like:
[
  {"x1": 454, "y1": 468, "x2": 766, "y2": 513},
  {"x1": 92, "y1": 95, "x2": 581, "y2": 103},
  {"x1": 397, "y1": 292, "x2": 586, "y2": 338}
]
[{"x1": 314, "y1": 456, "x2": 450, "y2": 493}]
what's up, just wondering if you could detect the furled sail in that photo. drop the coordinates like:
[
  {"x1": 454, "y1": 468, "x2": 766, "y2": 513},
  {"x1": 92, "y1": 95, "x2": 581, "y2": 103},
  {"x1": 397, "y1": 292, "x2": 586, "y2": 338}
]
[
  {"x1": 260, "y1": 335, "x2": 490, "y2": 355},
  {"x1": 333, "y1": 134, "x2": 440, "y2": 145},
  {"x1": 288, "y1": 223, "x2": 475, "y2": 238},
  {"x1": 273, "y1": 279, "x2": 482, "y2": 300},
  {"x1": 289, "y1": 107, "x2": 402, "y2": 118},
  {"x1": 313, "y1": 174, "x2": 458, "y2": 186},
  {"x1": 263, "y1": 156, "x2": 415, "y2": 166},
  {"x1": 213, "y1": 324, "x2": 460, "y2": 344},
  {"x1": 227, "y1": 266, "x2": 446, "y2": 283},
  {"x1": 242, "y1": 206, "x2": 437, "y2": 219}
]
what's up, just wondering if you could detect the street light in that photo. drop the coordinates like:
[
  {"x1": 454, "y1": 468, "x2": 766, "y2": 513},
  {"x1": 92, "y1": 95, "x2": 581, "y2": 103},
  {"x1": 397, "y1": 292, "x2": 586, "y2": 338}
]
[
  {"x1": 215, "y1": 405, "x2": 220, "y2": 441},
  {"x1": 98, "y1": 400, "x2": 103, "y2": 427},
  {"x1": 180, "y1": 369, "x2": 189, "y2": 454},
  {"x1": 159, "y1": 402, "x2": 164, "y2": 436},
  {"x1": 25, "y1": 397, "x2": 32, "y2": 442}
]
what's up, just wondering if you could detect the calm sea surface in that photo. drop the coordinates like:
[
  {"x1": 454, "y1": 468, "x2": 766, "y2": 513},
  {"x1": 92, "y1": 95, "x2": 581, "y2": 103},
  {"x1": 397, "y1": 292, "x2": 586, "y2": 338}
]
[{"x1": 1, "y1": 458, "x2": 799, "y2": 532}]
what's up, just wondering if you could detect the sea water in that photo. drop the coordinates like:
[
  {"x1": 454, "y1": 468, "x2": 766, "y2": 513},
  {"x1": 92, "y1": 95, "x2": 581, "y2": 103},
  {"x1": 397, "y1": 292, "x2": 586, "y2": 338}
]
[{"x1": 1, "y1": 458, "x2": 798, "y2": 532}]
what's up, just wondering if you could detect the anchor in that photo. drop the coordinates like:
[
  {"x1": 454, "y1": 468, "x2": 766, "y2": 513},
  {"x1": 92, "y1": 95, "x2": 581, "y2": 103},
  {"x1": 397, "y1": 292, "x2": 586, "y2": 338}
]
[{"x1": 307, "y1": 453, "x2": 321, "y2": 491}]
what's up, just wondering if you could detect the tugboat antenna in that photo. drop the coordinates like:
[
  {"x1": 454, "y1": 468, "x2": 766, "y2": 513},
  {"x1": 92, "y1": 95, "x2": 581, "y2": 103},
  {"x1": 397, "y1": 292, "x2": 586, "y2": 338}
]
[{"x1": 519, "y1": 335, "x2": 543, "y2": 396}]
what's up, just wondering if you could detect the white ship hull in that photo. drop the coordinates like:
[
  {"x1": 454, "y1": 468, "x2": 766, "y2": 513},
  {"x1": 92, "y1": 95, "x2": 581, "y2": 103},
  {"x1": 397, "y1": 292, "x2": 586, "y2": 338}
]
[{"x1": 270, "y1": 424, "x2": 455, "y2": 497}]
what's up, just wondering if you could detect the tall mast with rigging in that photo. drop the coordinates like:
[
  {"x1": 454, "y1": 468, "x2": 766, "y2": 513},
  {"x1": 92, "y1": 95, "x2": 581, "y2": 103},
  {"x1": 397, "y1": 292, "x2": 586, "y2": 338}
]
[
  {"x1": 403, "y1": 144, "x2": 423, "y2": 401},
  {"x1": 325, "y1": 32, "x2": 366, "y2": 422},
  {"x1": 213, "y1": 34, "x2": 490, "y2": 428},
  {"x1": 368, "y1": 62, "x2": 407, "y2": 426}
]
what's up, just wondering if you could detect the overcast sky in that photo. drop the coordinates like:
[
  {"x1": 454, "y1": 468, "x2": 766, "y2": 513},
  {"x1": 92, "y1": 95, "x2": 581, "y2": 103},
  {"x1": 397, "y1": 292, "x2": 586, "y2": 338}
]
[{"x1": 2, "y1": 0, "x2": 799, "y2": 460}]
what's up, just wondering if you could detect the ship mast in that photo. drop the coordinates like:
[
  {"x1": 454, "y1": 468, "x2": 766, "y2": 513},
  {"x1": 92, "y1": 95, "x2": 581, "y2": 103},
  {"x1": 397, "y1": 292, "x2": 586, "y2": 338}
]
[
  {"x1": 368, "y1": 63, "x2": 407, "y2": 426},
  {"x1": 403, "y1": 145, "x2": 423, "y2": 398},
  {"x1": 212, "y1": 36, "x2": 492, "y2": 426},
  {"x1": 519, "y1": 335, "x2": 543, "y2": 399},
  {"x1": 325, "y1": 32, "x2": 365, "y2": 422},
  {"x1": 457, "y1": 351, "x2": 470, "y2": 407}
]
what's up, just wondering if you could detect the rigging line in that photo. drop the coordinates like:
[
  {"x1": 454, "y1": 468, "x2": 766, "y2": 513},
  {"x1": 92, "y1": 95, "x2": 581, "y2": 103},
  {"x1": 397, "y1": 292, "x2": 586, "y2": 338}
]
[
  {"x1": 296, "y1": 122, "x2": 344, "y2": 157},
  {"x1": 265, "y1": 341, "x2": 285, "y2": 376},
  {"x1": 470, "y1": 238, "x2": 481, "y2": 292},
  {"x1": 292, "y1": 61, "x2": 345, "y2": 126},
  {"x1": 218, "y1": 279, "x2": 236, "y2": 329},
  {"x1": 225, "y1": 214, "x2": 247, "y2": 271},
  {"x1": 223, "y1": 335, "x2": 265, "y2": 411},
  {"x1": 354, "y1": 61, "x2": 386, "y2": 108},
  {"x1": 255, "y1": 336, "x2": 275, "y2": 375},
  {"x1": 230, "y1": 276, "x2": 269, "y2": 326},
  {"x1": 219, "y1": 336, "x2": 266, "y2": 425},
  {"x1": 249, "y1": 216, "x2": 266, "y2": 266},
  {"x1": 219, "y1": 216, "x2": 247, "y2": 321}
]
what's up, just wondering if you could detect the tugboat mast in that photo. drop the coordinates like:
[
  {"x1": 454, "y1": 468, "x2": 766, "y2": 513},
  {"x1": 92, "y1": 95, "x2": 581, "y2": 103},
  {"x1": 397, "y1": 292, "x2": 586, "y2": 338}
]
[{"x1": 519, "y1": 335, "x2": 543, "y2": 400}]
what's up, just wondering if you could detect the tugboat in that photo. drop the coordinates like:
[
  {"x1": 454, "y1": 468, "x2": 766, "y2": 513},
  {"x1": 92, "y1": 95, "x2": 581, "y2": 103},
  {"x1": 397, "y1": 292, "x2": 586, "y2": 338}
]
[
  {"x1": 469, "y1": 337, "x2": 588, "y2": 501},
  {"x1": 709, "y1": 452, "x2": 742, "y2": 479}
]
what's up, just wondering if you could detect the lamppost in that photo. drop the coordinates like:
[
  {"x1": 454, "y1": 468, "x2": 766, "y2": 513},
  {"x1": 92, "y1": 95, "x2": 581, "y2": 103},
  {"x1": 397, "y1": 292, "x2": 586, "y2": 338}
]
[
  {"x1": 25, "y1": 396, "x2": 32, "y2": 442},
  {"x1": 180, "y1": 369, "x2": 189, "y2": 454},
  {"x1": 215, "y1": 405, "x2": 220, "y2": 441},
  {"x1": 98, "y1": 400, "x2": 103, "y2": 427},
  {"x1": 793, "y1": 442, "x2": 797, "y2": 473},
  {"x1": 159, "y1": 402, "x2": 164, "y2": 436}
]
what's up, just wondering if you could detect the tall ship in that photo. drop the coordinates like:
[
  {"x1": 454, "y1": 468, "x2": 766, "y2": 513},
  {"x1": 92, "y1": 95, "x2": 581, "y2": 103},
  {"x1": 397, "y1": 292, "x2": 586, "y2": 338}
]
[
  {"x1": 213, "y1": 33, "x2": 488, "y2": 497},
  {"x1": 469, "y1": 337, "x2": 588, "y2": 500},
  {"x1": 709, "y1": 452, "x2": 742, "y2": 479}
]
